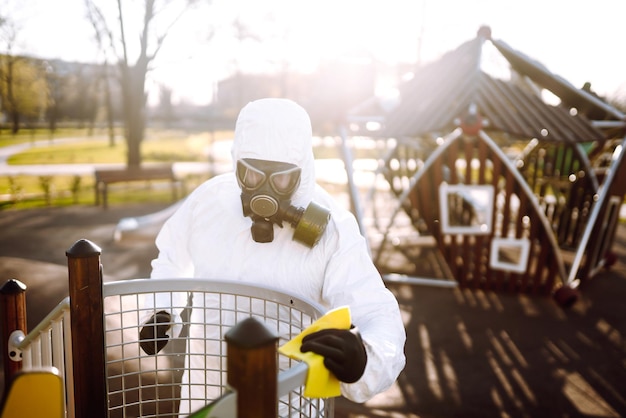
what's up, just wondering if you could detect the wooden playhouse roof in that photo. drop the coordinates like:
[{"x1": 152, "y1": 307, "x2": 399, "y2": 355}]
[{"x1": 376, "y1": 26, "x2": 621, "y2": 143}]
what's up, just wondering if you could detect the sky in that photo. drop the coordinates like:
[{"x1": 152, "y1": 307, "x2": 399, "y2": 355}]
[{"x1": 5, "y1": 0, "x2": 626, "y2": 106}]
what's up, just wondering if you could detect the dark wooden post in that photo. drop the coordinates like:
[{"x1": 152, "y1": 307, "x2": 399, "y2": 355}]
[
  {"x1": 225, "y1": 317, "x2": 278, "y2": 418},
  {"x1": 0, "y1": 279, "x2": 27, "y2": 396},
  {"x1": 66, "y1": 239, "x2": 107, "y2": 418}
]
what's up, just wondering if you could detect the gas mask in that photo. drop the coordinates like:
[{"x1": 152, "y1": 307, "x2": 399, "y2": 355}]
[{"x1": 236, "y1": 158, "x2": 330, "y2": 248}]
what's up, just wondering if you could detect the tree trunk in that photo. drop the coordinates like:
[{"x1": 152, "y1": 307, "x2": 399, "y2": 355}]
[
  {"x1": 126, "y1": 104, "x2": 143, "y2": 168},
  {"x1": 103, "y1": 66, "x2": 115, "y2": 147},
  {"x1": 5, "y1": 59, "x2": 19, "y2": 134},
  {"x1": 48, "y1": 106, "x2": 58, "y2": 134},
  {"x1": 122, "y1": 64, "x2": 147, "y2": 168},
  {"x1": 10, "y1": 111, "x2": 19, "y2": 134}
]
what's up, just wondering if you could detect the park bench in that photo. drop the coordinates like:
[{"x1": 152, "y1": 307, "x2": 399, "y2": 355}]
[{"x1": 94, "y1": 164, "x2": 182, "y2": 208}]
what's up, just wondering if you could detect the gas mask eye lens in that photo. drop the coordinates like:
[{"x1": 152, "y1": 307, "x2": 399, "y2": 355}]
[
  {"x1": 242, "y1": 168, "x2": 265, "y2": 188},
  {"x1": 272, "y1": 173, "x2": 292, "y2": 190},
  {"x1": 237, "y1": 160, "x2": 267, "y2": 190},
  {"x1": 270, "y1": 167, "x2": 301, "y2": 196}
]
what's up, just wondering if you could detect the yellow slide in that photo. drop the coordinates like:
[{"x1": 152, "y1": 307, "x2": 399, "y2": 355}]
[{"x1": 0, "y1": 367, "x2": 64, "y2": 418}]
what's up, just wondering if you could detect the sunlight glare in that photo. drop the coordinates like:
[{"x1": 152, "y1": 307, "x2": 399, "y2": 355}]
[
  {"x1": 15, "y1": 0, "x2": 626, "y2": 106},
  {"x1": 561, "y1": 371, "x2": 620, "y2": 417}
]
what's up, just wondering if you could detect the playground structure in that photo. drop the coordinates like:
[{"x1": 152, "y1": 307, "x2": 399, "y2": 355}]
[
  {"x1": 1, "y1": 239, "x2": 334, "y2": 417},
  {"x1": 343, "y1": 26, "x2": 626, "y2": 305},
  {"x1": 110, "y1": 27, "x2": 626, "y2": 308},
  {"x1": 112, "y1": 27, "x2": 626, "y2": 307}
]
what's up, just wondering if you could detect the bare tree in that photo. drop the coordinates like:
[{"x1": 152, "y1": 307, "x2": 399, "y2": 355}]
[
  {"x1": 0, "y1": 15, "x2": 19, "y2": 132},
  {"x1": 0, "y1": 17, "x2": 48, "y2": 134},
  {"x1": 84, "y1": 0, "x2": 204, "y2": 168},
  {"x1": 84, "y1": 0, "x2": 117, "y2": 146}
]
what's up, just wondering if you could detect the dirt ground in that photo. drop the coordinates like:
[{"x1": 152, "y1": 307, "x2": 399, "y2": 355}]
[{"x1": 1, "y1": 202, "x2": 626, "y2": 417}]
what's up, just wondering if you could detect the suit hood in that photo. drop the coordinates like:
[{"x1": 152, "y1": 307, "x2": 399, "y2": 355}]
[{"x1": 231, "y1": 98, "x2": 316, "y2": 206}]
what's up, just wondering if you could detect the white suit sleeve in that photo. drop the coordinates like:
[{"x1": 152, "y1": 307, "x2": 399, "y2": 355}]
[
  {"x1": 151, "y1": 198, "x2": 195, "y2": 280},
  {"x1": 147, "y1": 197, "x2": 196, "y2": 319},
  {"x1": 321, "y1": 211, "x2": 406, "y2": 403}
]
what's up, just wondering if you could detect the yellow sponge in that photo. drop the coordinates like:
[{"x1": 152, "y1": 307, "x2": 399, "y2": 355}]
[{"x1": 278, "y1": 306, "x2": 351, "y2": 398}]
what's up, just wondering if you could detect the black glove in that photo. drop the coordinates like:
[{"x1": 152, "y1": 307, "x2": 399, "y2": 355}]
[
  {"x1": 300, "y1": 326, "x2": 367, "y2": 383},
  {"x1": 139, "y1": 311, "x2": 172, "y2": 355}
]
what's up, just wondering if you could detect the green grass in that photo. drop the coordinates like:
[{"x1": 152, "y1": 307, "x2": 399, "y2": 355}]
[
  {"x1": 0, "y1": 129, "x2": 234, "y2": 210},
  {"x1": 0, "y1": 172, "x2": 209, "y2": 210},
  {"x1": 0, "y1": 174, "x2": 95, "y2": 209},
  {"x1": 8, "y1": 140, "x2": 126, "y2": 164},
  {"x1": 0, "y1": 127, "x2": 106, "y2": 147},
  {"x1": 6, "y1": 131, "x2": 232, "y2": 164}
]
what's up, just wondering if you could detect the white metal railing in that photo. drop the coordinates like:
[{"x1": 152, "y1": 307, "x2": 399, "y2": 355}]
[
  {"x1": 13, "y1": 296, "x2": 75, "y2": 418},
  {"x1": 13, "y1": 278, "x2": 334, "y2": 418}
]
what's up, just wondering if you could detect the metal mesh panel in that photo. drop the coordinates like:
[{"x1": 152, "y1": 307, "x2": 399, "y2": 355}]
[{"x1": 103, "y1": 278, "x2": 333, "y2": 418}]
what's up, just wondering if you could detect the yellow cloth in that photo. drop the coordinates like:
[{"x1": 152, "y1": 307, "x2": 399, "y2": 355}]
[{"x1": 278, "y1": 306, "x2": 351, "y2": 398}]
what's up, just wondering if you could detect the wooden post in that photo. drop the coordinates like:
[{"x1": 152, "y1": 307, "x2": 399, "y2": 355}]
[
  {"x1": 0, "y1": 279, "x2": 27, "y2": 396},
  {"x1": 225, "y1": 317, "x2": 278, "y2": 418},
  {"x1": 66, "y1": 239, "x2": 108, "y2": 418}
]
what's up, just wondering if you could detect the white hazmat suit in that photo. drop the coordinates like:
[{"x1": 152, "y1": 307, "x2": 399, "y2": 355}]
[{"x1": 150, "y1": 98, "x2": 406, "y2": 414}]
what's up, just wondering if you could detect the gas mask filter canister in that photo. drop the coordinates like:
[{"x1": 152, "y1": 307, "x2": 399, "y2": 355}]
[{"x1": 236, "y1": 158, "x2": 330, "y2": 248}]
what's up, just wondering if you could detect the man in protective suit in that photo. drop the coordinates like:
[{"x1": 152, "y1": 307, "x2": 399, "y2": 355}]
[{"x1": 142, "y1": 98, "x2": 406, "y2": 415}]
